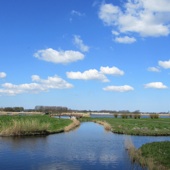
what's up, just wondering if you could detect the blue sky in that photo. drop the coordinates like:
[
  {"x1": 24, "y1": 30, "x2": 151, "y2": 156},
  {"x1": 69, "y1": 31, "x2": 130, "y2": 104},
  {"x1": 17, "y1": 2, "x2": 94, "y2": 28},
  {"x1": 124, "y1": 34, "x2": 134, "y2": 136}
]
[{"x1": 0, "y1": 0, "x2": 170, "y2": 112}]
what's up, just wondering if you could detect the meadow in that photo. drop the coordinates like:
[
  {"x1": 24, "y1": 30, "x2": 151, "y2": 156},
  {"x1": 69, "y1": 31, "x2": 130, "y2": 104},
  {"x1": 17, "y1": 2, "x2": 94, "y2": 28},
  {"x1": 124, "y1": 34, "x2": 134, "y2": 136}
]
[{"x1": 80, "y1": 117, "x2": 170, "y2": 136}]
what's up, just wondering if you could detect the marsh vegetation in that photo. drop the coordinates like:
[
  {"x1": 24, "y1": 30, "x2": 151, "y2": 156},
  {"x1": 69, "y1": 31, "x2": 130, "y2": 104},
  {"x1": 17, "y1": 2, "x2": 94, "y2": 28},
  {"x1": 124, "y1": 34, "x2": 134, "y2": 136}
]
[
  {"x1": 126, "y1": 140, "x2": 170, "y2": 170},
  {"x1": 0, "y1": 115, "x2": 73, "y2": 136}
]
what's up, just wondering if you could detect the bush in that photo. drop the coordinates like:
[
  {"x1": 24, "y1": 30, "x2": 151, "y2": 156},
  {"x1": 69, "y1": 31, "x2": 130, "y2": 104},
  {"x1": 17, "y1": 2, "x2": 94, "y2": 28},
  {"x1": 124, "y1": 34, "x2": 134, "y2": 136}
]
[
  {"x1": 129, "y1": 114, "x2": 133, "y2": 118},
  {"x1": 133, "y1": 114, "x2": 141, "y2": 119},
  {"x1": 113, "y1": 113, "x2": 118, "y2": 118},
  {"x1": 121, "y1": 114, "x2": 128, "y2": 119},
  {"x1": 149, "y1": 113, "x2": 159, "y2": 119}
]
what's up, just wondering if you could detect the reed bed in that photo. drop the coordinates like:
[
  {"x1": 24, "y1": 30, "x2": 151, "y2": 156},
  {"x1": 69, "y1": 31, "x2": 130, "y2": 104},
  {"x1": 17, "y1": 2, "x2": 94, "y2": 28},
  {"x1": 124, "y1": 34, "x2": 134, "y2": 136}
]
[
  {"x1": 0, "y1": 115, "x2": 72, "y2": 136},
  {"x1": 0, "y1": 119, "x2": 50, "y2": 136},
  {"x1": 64, "y1": 118, "x2": 80, "y2": 132},
  {"x1": 95, "y1": 120, "x2": 112, "y2": 131}
]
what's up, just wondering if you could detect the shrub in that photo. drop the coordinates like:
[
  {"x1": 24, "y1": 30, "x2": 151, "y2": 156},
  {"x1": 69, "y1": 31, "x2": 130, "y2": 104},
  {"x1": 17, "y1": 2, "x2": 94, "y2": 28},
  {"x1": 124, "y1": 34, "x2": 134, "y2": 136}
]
[
  {"x1": 113, "y1": 113, "x2": 118, "y2": 118},
  {"x1": 133, "y1": 114, "x2": 141, "y2": 119},
  {"x1": 149, "y1": 113, "x2": 159, "y2": 119},
  {"x1": 121, "y1": 114, "x2": 128, "y2": 119},
  {"x1": 129, "y1": 114, "x2": 133, "y2": 118}
]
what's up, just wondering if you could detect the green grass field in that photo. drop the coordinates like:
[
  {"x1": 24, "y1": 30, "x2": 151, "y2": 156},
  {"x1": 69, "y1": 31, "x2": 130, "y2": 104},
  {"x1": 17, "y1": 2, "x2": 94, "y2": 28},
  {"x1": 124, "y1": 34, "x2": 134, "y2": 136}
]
[
  {"x1": 140, "y1": 141, "x2": 170, "y2": 169},
  {"x1": 0, "y1": 115, "x2": 72, "y2": 136},
  {"x1": 80, "y1": 117, "x2": 170, "y2": 136}
]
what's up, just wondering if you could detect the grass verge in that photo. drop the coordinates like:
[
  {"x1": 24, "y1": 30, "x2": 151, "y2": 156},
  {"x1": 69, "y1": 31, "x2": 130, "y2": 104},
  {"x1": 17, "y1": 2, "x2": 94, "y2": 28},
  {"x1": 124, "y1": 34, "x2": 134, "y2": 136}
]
[
  {"x1": 80, "y1": 117, "x2": 170, "y2": 136},
  {"x1": 0, "y1": 115, "x2": 72, "y2": 136}
]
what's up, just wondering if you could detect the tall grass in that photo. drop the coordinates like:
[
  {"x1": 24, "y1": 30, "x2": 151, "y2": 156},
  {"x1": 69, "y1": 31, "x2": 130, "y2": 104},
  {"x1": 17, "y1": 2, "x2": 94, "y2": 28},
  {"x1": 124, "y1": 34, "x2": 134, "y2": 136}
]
[
  {"x1": 0, "y1": 119, "x2": 50, "y2": 136},
  {"x1": 64, "y1": 118, "x2": 80, "y2": 132},
  {"x1": 0, "y1": 115, "x2": 72, "y2": 136},
  {"x1": 125, "y1": 138, "x2": 148, "y2": 168},
  {"x1": 95, "y1": 120, "x2": 112, "y2": 131}
]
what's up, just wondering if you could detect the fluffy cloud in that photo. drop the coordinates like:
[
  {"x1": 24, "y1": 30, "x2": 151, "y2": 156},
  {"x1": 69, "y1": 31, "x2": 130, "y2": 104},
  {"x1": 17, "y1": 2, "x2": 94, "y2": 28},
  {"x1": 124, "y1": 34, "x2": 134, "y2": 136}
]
[
  {"x1": 144, "y1": 82, "x2": 167, "y2": 89},
  {"x1": 34, "y1": 48, "x2": 84, "y2": 64},
  {"x1": 67, "y1": 66, "x2": 124, "y2": 82},
  {"x1": 99, "y1": 3, "x2": 121, "y2": 26},
  {"x1": 67, "y1": 69, "x2": 109, "y2": 82},
  {"x1": 114, "y1": 36, "x2": 136, "y2": 44},
  {"x1": 103, "y1": 85, "x2": 134, "y2": 92},
  {"x1": 147, "y1": 67, "x2": 160, "y2": 72},
  {"x1": 73, "y1": 35, "x2": 89, "y2": 52},
  {"x1": 0, "y1": 72, "x2": 6, "y2": 78},
  {"x1": 158, "y1": 59, "x2": 170, "y2": 69},
  {"x1": 100, "y1": 66, "x2": 124, "y2": 75},
  {"x1": 99, "y1": 0, "x2": 170, "y2": 38},
  {"x1": 0, "y1": 75, "x2": 73, "y2": 96}
]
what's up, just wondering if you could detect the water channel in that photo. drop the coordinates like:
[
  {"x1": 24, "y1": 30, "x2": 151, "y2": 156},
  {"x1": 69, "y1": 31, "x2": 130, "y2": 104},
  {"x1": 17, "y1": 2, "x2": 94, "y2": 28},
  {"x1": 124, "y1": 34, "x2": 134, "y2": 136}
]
[{"x1": 0, "y1": 122, "x2": 170, "y2": 170}]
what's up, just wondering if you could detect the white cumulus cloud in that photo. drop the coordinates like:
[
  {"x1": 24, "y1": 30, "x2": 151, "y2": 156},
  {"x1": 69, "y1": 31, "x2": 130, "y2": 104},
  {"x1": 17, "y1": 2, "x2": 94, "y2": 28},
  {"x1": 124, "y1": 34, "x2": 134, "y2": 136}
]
[
  {"x1": 99, "y1": 0, "x2": 170, "y2": 38},
  {"x1": 0, "y1": 72, "x2": 6, "y2": 78},
  {"x1": 73, "y1": 35, "x2": 89, "y2": 52},
  {"x1": 100, "y1": 66, "x2": 124, "y2": 75},
  {"x1": 114, "y1": 36, "x2": 136, "y2": 44},
  {"x1": 158, "y1": 59, "x2": 170, "y2": 69},
  {"x1": 103, "y1": 85, "x2": 134, "y2": 92},
  {"x1": 0, "y1": 75, "x2": 73, "y2": 96},
  {"x1": 34, "y1": 48, "x2": 84, "y2": 64},
  {"x1": 67, "y1": 69, "x2": 109, "y2": 82},
  {"x1": 67, "y1": 66, "x2": 124, "y2": 82},
  {"x1": 144, "y1": 82, "x2": 167, "y2": 89}
]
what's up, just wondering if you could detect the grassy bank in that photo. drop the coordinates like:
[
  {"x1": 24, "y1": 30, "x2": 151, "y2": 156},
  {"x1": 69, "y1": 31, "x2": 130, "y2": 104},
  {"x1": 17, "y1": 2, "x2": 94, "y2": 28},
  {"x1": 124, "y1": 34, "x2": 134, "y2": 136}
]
[
  {"x1": 126, "y1": 140, "x2": 170, "y2": 170},
  {"x1": 80, "y1": 117, "x2": 170, "y2": 136},
  {"x1": 0, "y1": 115, "x2": 73, "y2": 136}
]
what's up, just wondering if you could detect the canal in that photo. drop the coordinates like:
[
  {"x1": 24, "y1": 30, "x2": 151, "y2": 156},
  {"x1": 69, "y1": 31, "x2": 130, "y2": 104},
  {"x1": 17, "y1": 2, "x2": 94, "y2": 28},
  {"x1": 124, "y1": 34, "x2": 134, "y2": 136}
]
[{"x1": 0, "y1": 122, "x2": 170, "y2": 170}]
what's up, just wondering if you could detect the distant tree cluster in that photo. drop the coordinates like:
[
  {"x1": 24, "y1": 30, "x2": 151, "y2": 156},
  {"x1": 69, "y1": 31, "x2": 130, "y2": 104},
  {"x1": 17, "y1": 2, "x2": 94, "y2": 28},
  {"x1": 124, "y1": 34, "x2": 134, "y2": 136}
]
[
  {"x1": 1, "y1": 107, "x2": 24, "y2": 112},
  {"x1": 35, "y1": 106, "x2": 68, "y2": 113}
]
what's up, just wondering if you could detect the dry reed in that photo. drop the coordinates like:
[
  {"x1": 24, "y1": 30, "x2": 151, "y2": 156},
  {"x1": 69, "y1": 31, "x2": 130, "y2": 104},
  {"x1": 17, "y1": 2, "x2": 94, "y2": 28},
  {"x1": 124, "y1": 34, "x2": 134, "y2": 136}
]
[
  {"x1": 95, "y1": 121, "x2": 112, "y2": 131},
  {"x1": 64, "y1": 118, "x2": 80, "y2": 132},
  {"x1": 0, "y1": 119, "x2": 50, "y2": 136}
]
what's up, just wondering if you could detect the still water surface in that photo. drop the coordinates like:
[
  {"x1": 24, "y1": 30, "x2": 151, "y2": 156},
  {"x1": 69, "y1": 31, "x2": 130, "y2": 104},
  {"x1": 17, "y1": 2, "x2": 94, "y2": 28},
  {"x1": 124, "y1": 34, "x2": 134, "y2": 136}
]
[{"x1": 0, "y1": 122, "x2": 170, "y2": 170}]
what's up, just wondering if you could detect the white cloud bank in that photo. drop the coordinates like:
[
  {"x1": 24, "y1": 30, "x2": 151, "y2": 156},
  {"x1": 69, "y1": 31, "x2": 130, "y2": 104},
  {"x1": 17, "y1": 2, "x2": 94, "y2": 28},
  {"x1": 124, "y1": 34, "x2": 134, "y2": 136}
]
[
  {"x1": 158, "y1": 59, "x2": 170, "y2": 69},
  {"x1": 73, "y1": 35, "x2": 89, "y2": 52},
  {"x1": 66, "y1": 66, "x2": 124, "y2": 82},
  {"x1": 103, "y1": 85, "x2": 134, "y2": 92},
  {"x1": 0, "y1": 75, "x2": 73, "y2": 96},
  {"x1": 144, "y1": 82, "x2": 167, "y2": 89},
  {"x1": 0, "y1": 72, "x2": 6, "y2": 78},
  {"x1": 34, "y1": 48, "x2": 84, "y2": 64},
  {"x1": 99, "y1": 0, "x2": 170, "y2": 41}
]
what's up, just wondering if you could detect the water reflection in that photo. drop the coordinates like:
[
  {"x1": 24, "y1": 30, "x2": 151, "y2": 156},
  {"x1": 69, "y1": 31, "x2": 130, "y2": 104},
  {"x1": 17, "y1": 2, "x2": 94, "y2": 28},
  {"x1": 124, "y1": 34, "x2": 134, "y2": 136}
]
[{"x1": 0, "y1": 122, "x2": 169, "y2": 170}]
